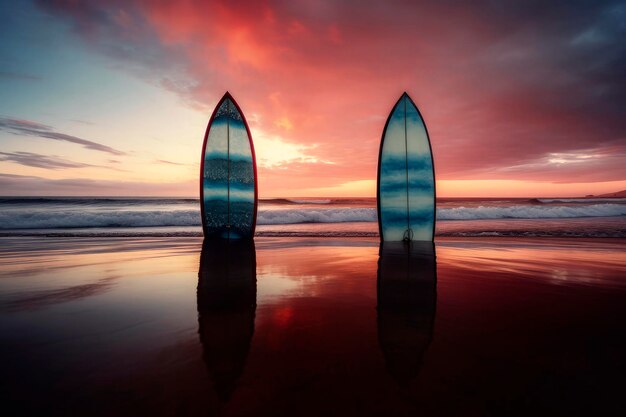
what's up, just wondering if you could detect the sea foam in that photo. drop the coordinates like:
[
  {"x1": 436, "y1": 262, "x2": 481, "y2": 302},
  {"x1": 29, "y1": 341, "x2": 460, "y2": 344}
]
[
  {"x1": 437, "y1": 203, "x2": 626, "y2": 220},
  {"x1": 0, "y1": 203, "x2": 624, "y2": 230}
]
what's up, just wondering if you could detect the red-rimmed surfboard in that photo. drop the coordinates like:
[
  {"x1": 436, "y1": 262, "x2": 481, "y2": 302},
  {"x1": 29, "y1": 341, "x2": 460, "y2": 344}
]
[
  {"x1": 377, "y1": 92, "x2": 436, "y2": 242},
  {"x1": 200, "y1": 92, "x2": 258, "y2": 239}
]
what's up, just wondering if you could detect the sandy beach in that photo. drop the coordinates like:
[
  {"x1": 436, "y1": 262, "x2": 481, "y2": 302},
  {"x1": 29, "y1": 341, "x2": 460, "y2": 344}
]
[{"x1": 1, "y1": 236, "x2": 624, "y2": 416}]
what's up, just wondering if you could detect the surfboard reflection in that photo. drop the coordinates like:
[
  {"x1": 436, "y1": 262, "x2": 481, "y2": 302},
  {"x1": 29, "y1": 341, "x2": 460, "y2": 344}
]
[
  {"x1": 377, "y1": 241, "x2": 437, "y2": 386},
  {"x1": 197, "y1": 239, "x2": 257, "y2": 402}
]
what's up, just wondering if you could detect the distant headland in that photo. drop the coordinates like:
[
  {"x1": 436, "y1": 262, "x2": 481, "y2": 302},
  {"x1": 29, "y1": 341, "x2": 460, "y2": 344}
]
[{"x1": 587, "y1": 190, "x2": 626, "y2": 198}]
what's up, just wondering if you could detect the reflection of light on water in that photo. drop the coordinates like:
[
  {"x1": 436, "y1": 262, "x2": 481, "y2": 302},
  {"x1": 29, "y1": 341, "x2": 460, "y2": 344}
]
[
  {"x1": 255, "y1": 268, "x2": 318, "y2": 303},
  {"x1": 271, "y1": 306, "x2": 295, "y2": 328},
  {"x1": 253, "y1": 244, "x2": 379, "y2": 306},
  {"x1": 438, "y1": 239, "x2": 626, "y2": 288},
  {"x1": 549, "y1": 268, "x2": 602, "y2": 286},
  {"x1": 550, "y1": 269, "x2": 571, "y2": 284}
]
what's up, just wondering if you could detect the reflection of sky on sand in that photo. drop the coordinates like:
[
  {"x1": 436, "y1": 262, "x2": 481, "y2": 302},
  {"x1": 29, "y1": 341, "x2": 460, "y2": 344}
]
[
  {"x1": 437, "y1": 238, "x2": 626, "y2": 288},
  {"x1": 0, "y1": 237, "x2": 624, "y2": 416},
  {"x1": 255, "y1": 243, "x2": 380, "y2": 303}
]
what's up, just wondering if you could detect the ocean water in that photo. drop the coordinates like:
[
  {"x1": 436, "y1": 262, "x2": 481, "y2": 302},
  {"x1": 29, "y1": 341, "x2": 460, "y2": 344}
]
[{"x1": 0, "y1": 196, "x2": 624, "y2": 237}]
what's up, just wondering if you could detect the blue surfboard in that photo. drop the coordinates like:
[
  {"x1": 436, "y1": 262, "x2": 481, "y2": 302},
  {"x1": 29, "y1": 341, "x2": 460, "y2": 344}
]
[
  {"x1": 200, "y1": 92, "x2": 258, "y2": 239},
  {"x1": 377, "y1": 93, "x2": 436, "y2": 242}
]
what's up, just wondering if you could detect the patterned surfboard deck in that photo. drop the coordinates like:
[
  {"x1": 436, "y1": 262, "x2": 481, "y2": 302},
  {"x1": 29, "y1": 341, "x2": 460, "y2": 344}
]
[
  {"x1": 200, "y1": 92, "x2": 257, "y2": 239},
  {"x1": 377, "y1": 93, "x2": 436, "y2": 242}
]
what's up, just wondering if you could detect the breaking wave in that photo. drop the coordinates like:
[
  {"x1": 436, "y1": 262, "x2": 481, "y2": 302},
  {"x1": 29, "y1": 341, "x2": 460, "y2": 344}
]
[
  {"x1": 258, "y1": 208, "x2": 375, "y2": 224},
  {"x1": 287, "y1": 199, "x2": 332, "y2": 204},
  {"x1": 260, "y1": 198, "x2": 332, "y2": 205},
  {"x1": 2, "y1": 230, "x2": 624, "y2": 238},
  {"x1": 438, "y1": 203, "x2": 626, "y2": 220},
  {"x1": 0, "y1": 210, "x2": 202, "y2": 229},
  {"x1": 0, "y1": 204, "x2": 624, "y2": 230},
  {"x1": 537, "y1": 198, "x2": 626, "y2": 204},
  {"x1": 0, "y1": 208, "x2": 376, "y2": 229}
]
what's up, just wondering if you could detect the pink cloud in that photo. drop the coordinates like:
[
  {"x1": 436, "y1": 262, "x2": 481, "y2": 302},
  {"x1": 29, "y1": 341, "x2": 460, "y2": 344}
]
[{"x1": 37, "y1": 0, "x2": 626, "y2": 195}]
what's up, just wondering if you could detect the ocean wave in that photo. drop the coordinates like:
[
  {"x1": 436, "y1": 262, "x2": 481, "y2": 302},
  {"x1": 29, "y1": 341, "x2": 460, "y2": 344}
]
[
  {"x1": 538, "y1": 198, "x2": 626, "y2": 204},
  {"x1": 0, "y1": 203, "x2": 624, "y2": 230},
  {"x1": 438, "y1": 204, "x2": 626, "y2": 220},
  {"x1": 1, "y1": 230, "x2": 623, "y2": 238},
  {"x1": 0, "y1": 210, "x2": 202, "y2": 229},
  {"x1": 0, "y1": 208, "x2": 377, "y2": 229},
  {"x1": 258, "y1": 208, "x2": 375, "y2": 224},
  {"x1": 259, "y1": 198, "x2": 299, "y2": 205},
  {"x1": 259, "y1": 203, "x2": 625, "y2": 224},
  {"x1": 260, "y1": 198, "x2": 332, "y2": 205},
  {"x1": 287, "y1": 199, "x2": 331, "y2": 204}
]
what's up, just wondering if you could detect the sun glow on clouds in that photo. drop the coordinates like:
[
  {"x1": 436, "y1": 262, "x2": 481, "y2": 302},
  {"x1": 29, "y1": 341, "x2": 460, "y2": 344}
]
[
  {"x1": 253, "y1": 129, "x2": 334, "y2": 169},
  {"x1": 548, "y1": 153, "x2": 595, "y2": 164},
  {"x1": 275, "y1": 117, "x2": 293, "y2": 131},
  {"x1": 437, "y1": 180, "x2": 626, "y2": 198},
  {"x1": 306, "y1": 180, "x2": 376, "y2": 197},
  {"x1": 295, "y1": 179, "x2": 626, "y2": 198},
  {"x1": 1, "y1": 0, "x2": 624, "y2": 197}
]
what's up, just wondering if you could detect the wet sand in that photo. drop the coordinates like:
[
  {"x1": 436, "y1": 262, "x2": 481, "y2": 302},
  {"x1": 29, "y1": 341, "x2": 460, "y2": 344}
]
[{"x1": 0, "y1": 237, "x2": 624, "y2": 416}]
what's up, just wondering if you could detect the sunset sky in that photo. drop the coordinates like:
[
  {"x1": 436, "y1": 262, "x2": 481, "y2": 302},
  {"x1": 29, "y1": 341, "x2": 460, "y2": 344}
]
[{"x1": 1, "y1": 0, "x2": 624, "y2": 197}]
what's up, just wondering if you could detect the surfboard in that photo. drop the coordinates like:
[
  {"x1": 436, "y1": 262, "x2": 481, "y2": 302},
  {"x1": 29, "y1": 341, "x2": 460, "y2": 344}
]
[
  {"x1": 377, "y1": 92, "x2": 436, "y2": 242},
  {"x1": 200, "y1": 92, "x2": 258, "y2": 239}
]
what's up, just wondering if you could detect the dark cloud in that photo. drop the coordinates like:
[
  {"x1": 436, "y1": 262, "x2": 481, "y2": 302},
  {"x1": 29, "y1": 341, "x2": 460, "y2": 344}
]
[
  {"x1": 36, "y1": 0, "x2": 191, "y2": 94},
  {"x1": 0, "y1": 173, "x2": 194, "y2": 196},
  {"x1": 0, "y1": 151, "x2": 93, "y2": 169},
  {"x1": 458, "y1": 144, "x2": 626, "y2": 183},
  {"x1": 0, "y1": 117, "x2": 125, "y2": 156}
]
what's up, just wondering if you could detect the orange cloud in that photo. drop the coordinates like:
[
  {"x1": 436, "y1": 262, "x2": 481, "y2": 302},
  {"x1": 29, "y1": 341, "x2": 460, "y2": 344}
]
[{"x1": 34, "y1": 0, "x2": 626, "y2": 197}]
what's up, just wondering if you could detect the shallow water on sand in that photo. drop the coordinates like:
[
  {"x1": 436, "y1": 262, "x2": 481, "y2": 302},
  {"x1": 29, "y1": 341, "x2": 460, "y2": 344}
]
[{"x1": 0, "y1": 237, "x2": 624, "y2": 416}]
